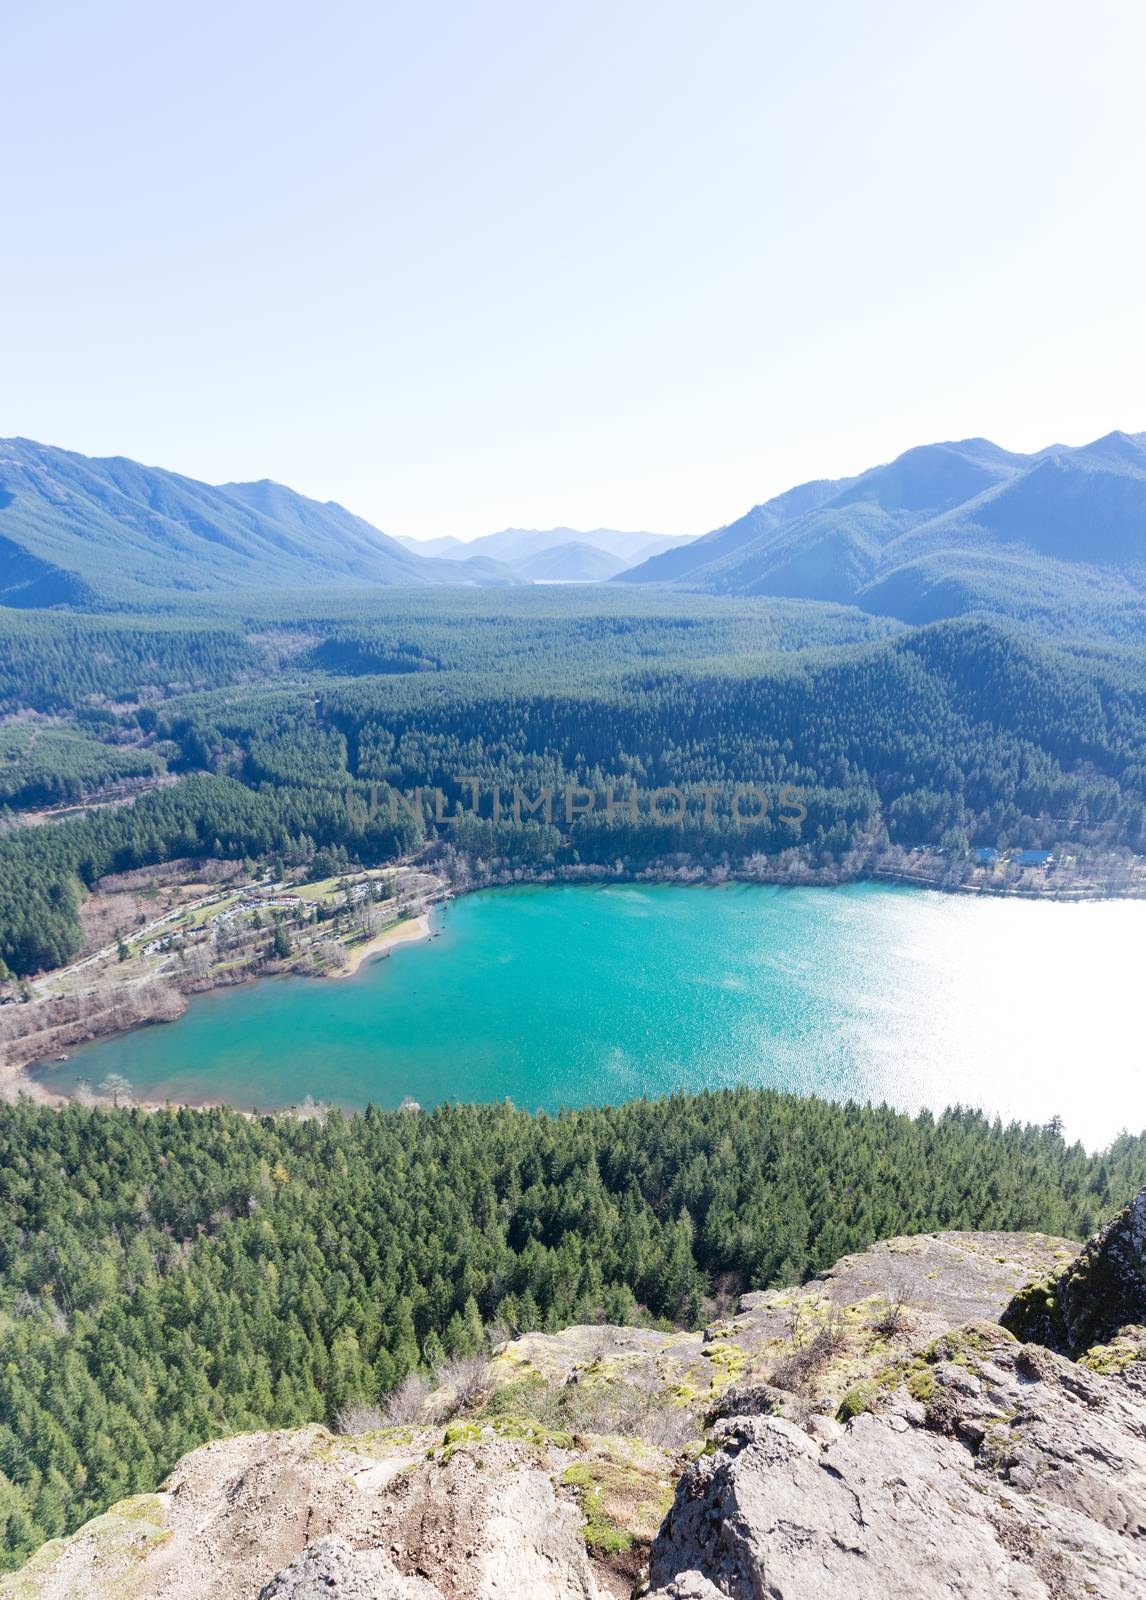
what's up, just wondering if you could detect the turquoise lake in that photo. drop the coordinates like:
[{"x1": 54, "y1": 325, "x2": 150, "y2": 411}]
[{"x1": 34, "y1": 882, "x2": 1144, "y2": 1150}]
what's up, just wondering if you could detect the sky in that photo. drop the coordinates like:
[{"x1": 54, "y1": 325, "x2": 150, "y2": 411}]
[{"x1": 2, "y1": 0, "x2": 1144, "y2": 540}]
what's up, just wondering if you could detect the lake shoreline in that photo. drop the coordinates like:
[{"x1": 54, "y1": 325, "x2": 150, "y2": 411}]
[
  {"x1": 329, "y1": 911, "x2": 433, "y2": 977},
  {"x1": 6, "y1": 848, "x2": 1145, "y2": 1113},
  {"x1": 468, "y1": 852, "x2": 1146, "y2": 904},
  {"x1": 0, "y1": 916, "x2": 440, "y2": 1110}
]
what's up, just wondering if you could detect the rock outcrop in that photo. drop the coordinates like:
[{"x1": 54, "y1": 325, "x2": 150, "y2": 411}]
[
  {"x1": 7, "y1": 1216, "x2": 1146, "y2": 1600},
  {"x1": 1002, "y1": 1186, "x2": 1146, "y2": 1355},
  {"x1": 375, "y1": 1437, "x2": 605, "y2": 1599},
  {"x1": 258, "y1": 1535, "x2": 444, "y2": 1599},
  {"x1": 648, "y1": 1322, "x2": 1146, "y2": 1599},
  {"x1": 489, "y1": 1228, "x2": 1078, "y2": 1423}
]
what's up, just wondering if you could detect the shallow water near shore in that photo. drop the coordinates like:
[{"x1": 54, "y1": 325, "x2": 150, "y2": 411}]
[{"x1": 34, "y1": 882, "x2": 1145, "y2": 1149}]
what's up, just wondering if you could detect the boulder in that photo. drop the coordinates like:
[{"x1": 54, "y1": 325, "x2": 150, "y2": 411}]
[
  {"x1": 1002, "y1": 1186, "x2": 1146, "y2": 1354},
  {"x1": 382, "y1": 1438, "x2": 605, "y2": 1599},
  {"x1": 258, "y1": 1535, "x2": 444, "y2": 1599}
]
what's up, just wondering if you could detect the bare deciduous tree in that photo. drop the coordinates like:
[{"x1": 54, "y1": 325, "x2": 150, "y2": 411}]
[
  {"x1": 770, "y1": 1294, "x2": 847, "y2": 1394},
  {"x1": 873, "y1": 1253, "x2": 920, "y2": 1338},
  {"x1": 383, "y1": 1373, "x2": 435, "y2": 1424},
  {"x1": 335, "y1": 1402, "x2": 385, "y2": 1434},
  {"x1": 98, "y1": 1072, "x2": 133, "y2": 1106},
  {"x1": 433, "y1": 1352, "x2": 493, "y2": 1414}
]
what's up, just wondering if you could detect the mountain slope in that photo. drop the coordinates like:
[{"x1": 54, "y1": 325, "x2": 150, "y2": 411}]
[
  {"x1": 515, "y1": 540, "x2": 628, "y2": 581},
  {"x1": 617, "y1": 433, "x2": 1146, "y2": 633},
  {"x1": 0, "y1": 440, "x2": 516, "y2": 604},
  {"x1": 615, "y1": 478, "x2": 846, "y2": 588}
]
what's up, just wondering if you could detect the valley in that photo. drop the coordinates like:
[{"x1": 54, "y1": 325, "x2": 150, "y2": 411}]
[
  {"x1": 1, "y1": 430, "x2": 1143, "y2": 1592},
  {"x1": 8, "y1": 14, "x2": 1146, "y2": 1593}
]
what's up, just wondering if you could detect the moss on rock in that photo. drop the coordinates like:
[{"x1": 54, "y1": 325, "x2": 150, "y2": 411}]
[
  {"x1": 1001, "y1": 1189, "x2": 1146, "y2": 1356},
  {"x1": 0, "y1": 1494, "x2": 169, "y2": 1600}
]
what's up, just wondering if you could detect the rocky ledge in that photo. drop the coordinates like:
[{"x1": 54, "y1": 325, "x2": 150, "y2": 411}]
[
  {"x1": 3, "y1": 1200, "x2": 1143, "y2": 1600},
  {"x1": 649, "y1": 1323, "x2": 1146, "y2": 1599}
]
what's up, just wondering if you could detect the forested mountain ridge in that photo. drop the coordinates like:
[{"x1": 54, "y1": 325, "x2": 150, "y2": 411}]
[
  {"x1": 1, "y1": 609, "x2": 1143, "y2": 978},
  {"x1": 4, "y1": 431, "x2": 1144, "y2": 624},
  {"x1": 617, "y1": 432, "x2": 1146, "y2": 634},
  {"x1": 0, "y1": 440, "x2": 521, "y2": 605},
  {"x1": 513, "y1": 539, "x2": 629, "y2": 581}
]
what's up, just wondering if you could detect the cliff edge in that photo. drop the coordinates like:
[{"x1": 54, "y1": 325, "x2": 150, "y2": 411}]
[{"x1": 3, "y1": 1206, "x2": 1144, "y2": 1600}]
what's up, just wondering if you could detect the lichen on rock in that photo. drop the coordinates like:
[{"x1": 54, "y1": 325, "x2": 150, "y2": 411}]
[{"x1": 648, "y1": 1329, "x2": 1146, "y2": 1599}]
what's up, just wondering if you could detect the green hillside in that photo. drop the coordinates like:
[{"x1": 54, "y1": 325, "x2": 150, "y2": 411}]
[
  {"x1": 618, "y1": 434, "x2": 1146, "y2": 637},
  {"x1": 0, "y1": 440, "x2": 516, "y2": 604},
  {"x1": 1, "y1": 606, "x2": 1143, "y2": 977}
]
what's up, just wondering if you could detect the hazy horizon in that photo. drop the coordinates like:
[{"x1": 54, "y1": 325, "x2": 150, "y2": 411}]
[
  {"x1": 9, "y1": 424, "x2": 1143, "y2": 549},
  {"x1": 366, "y1": 425, "x2": 1146, "y2": 543}
]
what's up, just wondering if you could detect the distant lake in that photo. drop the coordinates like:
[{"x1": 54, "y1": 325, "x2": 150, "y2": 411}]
[{"x1": 35, "y1": 883, "x2": 1144, "y2": 1150}]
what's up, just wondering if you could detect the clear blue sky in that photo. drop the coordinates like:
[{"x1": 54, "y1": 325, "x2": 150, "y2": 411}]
[{"x1": 3, "y1": 1, "x2": 1143, "y2": 538}]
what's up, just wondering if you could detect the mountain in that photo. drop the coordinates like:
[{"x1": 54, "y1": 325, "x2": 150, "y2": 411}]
[
  {"x1": 0, "y1": 439, "x2": 521, "y2": 605},
  {"x1": 393, "y1": 533, "x2": 472, "y2": 559},
  {"x1": 396, "y1": 525, "x2": 696, "y2": 580},
  {"x1": 465, "y1": 526, "x2": 692, "y2": 564},
  {"x1": 515, "y1": 540, "x2": 628, "y2": 581},
  {"x1": 614, "y1": 477, "x2": 848, "y2": 588},
  {"x1": 10, "y1": 431, "x2": 1142, "y2": 618},
  {"x1": 617, "y1": 432, "x2": 1146, "y2": 632},
  {"x1": 477, "y1": 526, "x2": 693, "y2": 564}
]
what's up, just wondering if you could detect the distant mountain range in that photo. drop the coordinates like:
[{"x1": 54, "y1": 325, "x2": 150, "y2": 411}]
[
  {"x1": 2, "y1": 433, "x2": 1143, "y2": 626},
  {"x1": 396, "y1": 527, "x2": 692, "y2": 582},
  {"x1": 0, "y1": 440, "x2": 692, "y2": 602},
  {"x1": 0, "y1": 439, "x2": 524, "y2": 605},
  {"x1": 617, "y1": 432, "x2": 1146, "y2": 628}
]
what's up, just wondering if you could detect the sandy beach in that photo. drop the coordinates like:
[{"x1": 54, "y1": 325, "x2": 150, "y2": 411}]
[{"x1": 332, "y1": 912, "x2": 433, "y2": 977}]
